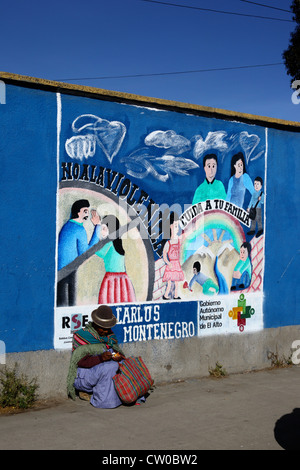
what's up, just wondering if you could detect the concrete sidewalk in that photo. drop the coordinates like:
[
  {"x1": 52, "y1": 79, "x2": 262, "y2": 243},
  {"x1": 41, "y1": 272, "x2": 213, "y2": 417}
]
[{"x1": 0, "y1": 366, "x2": 299, "y2": 451}]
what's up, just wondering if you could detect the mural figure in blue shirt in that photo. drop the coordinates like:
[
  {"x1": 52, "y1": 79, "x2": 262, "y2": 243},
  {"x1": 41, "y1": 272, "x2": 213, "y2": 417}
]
[
  {"x1": 57, "y1": 199, "x2": 101, "y2": 306},
  {"x1": 184, "y1": 261, "x2": 219, "y2": 296},
  {"x1": 226, "y1": 152, "x2": 254, "y2": 208}
]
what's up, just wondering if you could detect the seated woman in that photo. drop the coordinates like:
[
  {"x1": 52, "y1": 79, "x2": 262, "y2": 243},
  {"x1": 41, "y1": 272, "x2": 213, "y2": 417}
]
[{"x1": 67, "y1": 305, "x2": 125, "y2": 408}]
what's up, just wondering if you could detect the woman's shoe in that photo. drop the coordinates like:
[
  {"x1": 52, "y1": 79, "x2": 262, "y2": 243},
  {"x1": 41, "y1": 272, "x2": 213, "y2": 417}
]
[{"x1": 79, "y1": 392, "x2": 91, "y2": 402}]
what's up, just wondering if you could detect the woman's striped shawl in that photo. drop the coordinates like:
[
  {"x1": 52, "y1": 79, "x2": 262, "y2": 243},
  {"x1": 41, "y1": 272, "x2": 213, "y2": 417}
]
[{"x1": 72, "y1": 322, "x2": 118, "y2": 351}]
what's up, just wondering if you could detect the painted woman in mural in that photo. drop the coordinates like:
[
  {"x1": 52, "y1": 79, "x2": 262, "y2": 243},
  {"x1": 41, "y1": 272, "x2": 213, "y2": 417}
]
[
  {"x1": 162, "y1": 212, "x2": 184, "y2": 300},
  {"x1": 95, "y1": 215, "x2": 136, "y2": 304},
  {"x1": 226, "y1": 152, "x2": 254, "y2": 208}
]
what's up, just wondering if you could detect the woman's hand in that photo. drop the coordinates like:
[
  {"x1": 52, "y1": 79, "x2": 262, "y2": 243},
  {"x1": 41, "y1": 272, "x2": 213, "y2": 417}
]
[
  {"x1": 101, "y1": 351, "x2": 113, "y2": 362},
  {"x1": 112, "y1": 352, "x2": 125, "y2": 362}
]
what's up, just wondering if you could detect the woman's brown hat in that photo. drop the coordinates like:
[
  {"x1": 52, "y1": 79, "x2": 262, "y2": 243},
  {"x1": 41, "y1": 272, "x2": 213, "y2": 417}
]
[{"x1": 91, "y1": 305, "x2": 117, "y2": 328}]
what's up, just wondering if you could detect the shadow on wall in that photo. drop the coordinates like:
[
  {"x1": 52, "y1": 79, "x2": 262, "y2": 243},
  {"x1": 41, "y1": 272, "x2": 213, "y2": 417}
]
[{"x1": 274, "y1": 408, "x2": 300, "y2": 450}]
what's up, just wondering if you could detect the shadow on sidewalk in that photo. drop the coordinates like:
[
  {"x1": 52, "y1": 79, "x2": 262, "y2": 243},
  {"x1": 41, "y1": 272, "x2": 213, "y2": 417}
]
[{"x1": 274, "y1": 408, "x2": 300, "y2": 450}]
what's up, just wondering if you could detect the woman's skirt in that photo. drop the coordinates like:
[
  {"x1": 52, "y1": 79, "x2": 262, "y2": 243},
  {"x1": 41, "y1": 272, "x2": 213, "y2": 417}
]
[
  {"x1": 162, "y1": 261, "x2": 184, "y2": 282},
  {"x1": 74, "y1": 360, "x2": 122, "y2": 408},
  {"x1": 98, "y1": 272, "x2": 136, "y2": 304}
]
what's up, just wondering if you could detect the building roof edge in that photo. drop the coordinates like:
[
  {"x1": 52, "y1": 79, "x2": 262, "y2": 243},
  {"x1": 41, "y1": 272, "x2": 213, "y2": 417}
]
[{"x1": 1, "y1": 71, "x2": 299, "y2": 131}]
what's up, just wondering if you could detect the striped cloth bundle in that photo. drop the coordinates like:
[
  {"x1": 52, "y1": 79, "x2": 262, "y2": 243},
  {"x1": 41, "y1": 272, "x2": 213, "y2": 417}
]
[
  {"x1": 72, "y1": 322, "x2": 119, "y2": 351},
  {"x1": 113, "y1": 356, "x2": 154, "y2": 404}
]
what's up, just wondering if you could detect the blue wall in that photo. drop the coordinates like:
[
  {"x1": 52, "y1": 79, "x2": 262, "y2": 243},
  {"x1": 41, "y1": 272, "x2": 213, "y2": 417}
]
[
  {"x1": 264, "y1": 128, "x2": 300, "y2": 328},
  {"x1": 0, "y1": 81, "x2": 299, "y2": 353},
  {"x1": 0, "y1": 85, "x2": 57, "y2": 352}
]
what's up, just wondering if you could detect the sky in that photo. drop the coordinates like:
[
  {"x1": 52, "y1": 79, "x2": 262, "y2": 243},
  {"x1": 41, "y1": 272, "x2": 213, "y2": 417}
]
[{"x1": 0, "y1": 0, "x2": 299, "y2": 122}]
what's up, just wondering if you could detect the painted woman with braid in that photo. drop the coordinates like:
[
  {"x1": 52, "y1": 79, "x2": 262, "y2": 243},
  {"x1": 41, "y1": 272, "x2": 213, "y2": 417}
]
[
  {"x1": 95, "y1": 215, "x2": 136, "y2": 304},
  {"x1": 226, "y1": 152, "x2": 254, "y2": 208}
]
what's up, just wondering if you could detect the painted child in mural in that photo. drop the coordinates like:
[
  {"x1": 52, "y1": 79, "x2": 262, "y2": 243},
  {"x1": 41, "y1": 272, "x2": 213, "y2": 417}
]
[
  {"x1": 183, "y1": 261, "x2": 219, "y2": 296},
  {"x1": 162, "y1": 212, "x2": 184, "y2": 300},
  {"x1": 247, "y1": 176, "x2": 264, "y2": 238},
  {"x1": 230, "y1": 242, "x2": 252, "y2": 291},
  {"x1": 226, "y1": 152, "x2": 254, "y2": 208},
  {"x1": 192, "y1": 153, "x2": 226, "y2": 204},
  {"x1": 95, "y1": 215, "x2": 136, "y2": 304}
]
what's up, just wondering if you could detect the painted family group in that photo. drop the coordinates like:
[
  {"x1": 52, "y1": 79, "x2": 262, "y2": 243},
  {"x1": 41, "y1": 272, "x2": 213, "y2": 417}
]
[{"x1": 57, "y1": 151, "x2": 264, "y2": 306}]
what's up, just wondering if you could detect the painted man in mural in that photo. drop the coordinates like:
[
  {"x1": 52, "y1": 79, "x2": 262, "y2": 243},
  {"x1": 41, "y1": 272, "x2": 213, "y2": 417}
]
[
  {"x1": 57, "y1": 199, "x2": 101, "y2": 306},
  {"x1": 192, "y1": 154, "x2": 226, "y2": 204}
]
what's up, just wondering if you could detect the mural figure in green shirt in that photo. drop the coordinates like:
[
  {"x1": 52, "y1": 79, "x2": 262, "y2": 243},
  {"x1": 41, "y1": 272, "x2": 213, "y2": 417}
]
[
  {"x1": 192, "y1": 154, "x2": 226, "y2": 204},
  {"x1": 231, "y1": 242, "x2": 252, "y2": 291},
  {"x1": 95, "y1": 215, "x2": 136, "y2": 304}
]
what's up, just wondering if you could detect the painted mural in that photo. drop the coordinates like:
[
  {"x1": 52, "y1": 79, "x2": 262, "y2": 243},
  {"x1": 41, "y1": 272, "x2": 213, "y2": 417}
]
[{"x1": 54, "y1": 95, "x2": 266, "y2": 349}]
